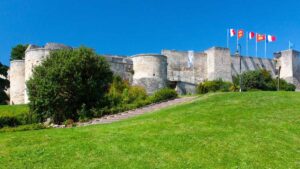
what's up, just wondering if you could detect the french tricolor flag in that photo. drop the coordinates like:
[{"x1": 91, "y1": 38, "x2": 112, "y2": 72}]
[
  {"x1": 229, "y1": 29, "x2": 236, "y2": 37},
  {"x1": 248, "y1": 32, "x2": 255, "y2": 40},
  {"x1": 267, "y1": 35, "x2": 276, "y2": 42}
]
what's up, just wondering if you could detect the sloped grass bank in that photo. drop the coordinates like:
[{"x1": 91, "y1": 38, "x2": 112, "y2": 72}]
[{"x1": 0, "y1": 92, "x2": 299, "y2": 168}]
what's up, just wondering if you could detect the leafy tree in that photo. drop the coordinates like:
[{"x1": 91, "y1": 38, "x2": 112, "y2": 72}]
[
  {"x1": 233, "y1": 69, "x2": 295, "y2": 91},
  {"x1": 27, "y1": 47, "x2": 113, "y2": 124},
  {"x1": 0, "y1": 62, "x2": 9, "y2": 104},
  {"x1": 10, "y1": 44, "x2": 28, "y2": 60}
]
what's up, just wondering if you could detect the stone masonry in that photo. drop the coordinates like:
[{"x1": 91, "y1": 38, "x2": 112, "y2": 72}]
[{"x1": 8, "y1": 43, "x2": 300, "y2": 104}]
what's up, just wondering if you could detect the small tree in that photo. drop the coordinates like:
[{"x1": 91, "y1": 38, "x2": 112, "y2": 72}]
[
  {"x1": 10, "y1": 44, "x2": 28, "y2": 60},
  {"x1": 0, "y1": 62, "x2": 9, "y2": 104},
  {"x1": 27, "y1": 47, "x2": 113, "y2": 124}
]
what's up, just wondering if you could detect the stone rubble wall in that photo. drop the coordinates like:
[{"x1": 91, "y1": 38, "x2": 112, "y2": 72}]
[
  {"x1": 231, "y1": 56, "x2": 276, "y2": 77},
  {"x1": 103, "y1": 55, "x2": 133, "y2": 83},
  {"x1": 161, "y1": 50, "x2": 207, "y2": 84}
]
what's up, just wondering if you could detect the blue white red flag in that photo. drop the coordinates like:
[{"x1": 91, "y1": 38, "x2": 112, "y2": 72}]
[{"x1": 248, "y1": 32, "x2": 255, "y2": 40}]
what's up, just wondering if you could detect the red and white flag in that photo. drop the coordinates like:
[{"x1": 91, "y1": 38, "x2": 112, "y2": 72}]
[
  {"x1": 229, "y1": 29, "x2": 236, "y2": 37},
  {"x1": 267, "y1": 35, "x2": 276, "y2": 42},
  {"x1": 248, "y1": 32, "x2": 255, "y2": 40}
]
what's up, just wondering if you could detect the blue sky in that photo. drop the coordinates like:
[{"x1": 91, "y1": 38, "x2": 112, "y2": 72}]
[{"x1": 0, "y1": 0, "x2": 299, "y2": 65}]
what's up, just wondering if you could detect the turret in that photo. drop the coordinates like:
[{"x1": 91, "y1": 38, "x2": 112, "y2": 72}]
[{"x1": 131, "y1": 54, "x2": 168, "y2": 94}]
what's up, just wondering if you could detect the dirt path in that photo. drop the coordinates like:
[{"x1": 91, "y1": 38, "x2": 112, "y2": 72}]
[{"x1": 77, "y1": 97, "x2": 196, "y2": 127}]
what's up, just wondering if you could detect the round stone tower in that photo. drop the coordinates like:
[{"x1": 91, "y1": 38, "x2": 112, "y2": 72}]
[
  {"x1": 131, "y1": 54, "x2": 167, "y2": 94},
  {"x1": 9, "y1": 60, "x2": 25, "y2": 104},
  {"x1": 24, "y1": 43, "x2": 71, "y2": 103}
]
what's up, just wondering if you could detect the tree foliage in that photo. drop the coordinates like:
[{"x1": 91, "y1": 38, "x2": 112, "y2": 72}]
[
  {"x1": 0, "y1": 62, "x2": 9, "y2": 104},
  {"x1": 234, "y1": 69, "x2": 296, "y2": 91},
  {"x1": 10, "y1": 44, "x2": 28, "y2": 61},
  {"x1": 27, "y1": 47, "x2": 113, "y2": 124}
]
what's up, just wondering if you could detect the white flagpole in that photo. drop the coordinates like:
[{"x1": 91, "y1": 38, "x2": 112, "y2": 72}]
[
  {"x1": 246, "y1": 32, "x2": 248, "y2": 56},
  {"x1": 227, "y1": 29, "x2": 229, "y2": 48},
  {"x1": 237, "y1": 29, "x2": 239, "y2": 53},
  {"x1": 265, "y1": 34, "x2": 267, "y2": 58},
  {"x1": 256, "y1": 33, "x2": 258, "y2": 57}
]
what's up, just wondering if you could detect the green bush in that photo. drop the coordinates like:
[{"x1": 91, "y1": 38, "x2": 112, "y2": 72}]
[
  {"x1": 196, "y1": 79, "x2": 233, "y2": 94},
  {"x1": 10, "y1": 44, "x2": 28, "y2": 61},
  {"x1": 0, "y1": 62, "x2": 9, "y2": 105},
  {"x1": 233, "y1": 69, "x2": 296, "y2": 91},
  {"x1": 149, "y1": 88, "x2": 178, "y2": 103},
  {"x1": 27, "y1": 47, "x2": 113, "y2": 124},
  {"x1": 122, "y1": 85, "x2": 147, "y2": 104}
]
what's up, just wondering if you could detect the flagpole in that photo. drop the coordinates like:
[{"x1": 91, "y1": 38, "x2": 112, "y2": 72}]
[
  {"x1": 246, "y1": 32, "x2": 248, "y2": 56},
  {"x1": 265, "y1": 34, "x2": 267, "y2": 58},
  {"x1": 227, "y1": 29, "x2": 229, "y2": 48},
  {"x1": 256, "y1": 33, "x2": 258, "y2": 57},
  {"x1": 237, "y1": 29, "x2": 239, "y2": 53}
]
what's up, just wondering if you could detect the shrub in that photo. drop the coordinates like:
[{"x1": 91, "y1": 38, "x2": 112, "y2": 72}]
[
  {"x1": 122, "y1": 85, "x2": 147, "y2": 104},
  {"x1": 27, "y1": 47, "x2": 113, "y2": 124},
  {"x1": 0, "y1": 62, "x2": 9, "y2": 105},
  {"x1": 149, "y1": 88, "x2": 178, "y2": 103},
  {"x1": 196, "y1": 79, "x2": 233, "y2": 94},
  {"x1": 10, "y1": 44, "x2": 28, "y2": 61},
  {"x1": 233, "y1": 69, "x2": 296, "y2": 91}
]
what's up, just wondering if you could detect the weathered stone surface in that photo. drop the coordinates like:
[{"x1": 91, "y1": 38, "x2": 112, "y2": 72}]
[
  {"x1": 9, "y1": 60, "x2": 25, "y2": 104},
  {"x1": 8, "y1": 42, "x2": 300, "y2": 104},
  {"x1": 131, "y1": 54, "x2": 167, "y2": 94}
]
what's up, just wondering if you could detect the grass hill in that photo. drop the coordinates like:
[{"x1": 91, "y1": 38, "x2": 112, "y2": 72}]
[{"x1": 0, "y1": 92, "x2": 299, "y2": 168}]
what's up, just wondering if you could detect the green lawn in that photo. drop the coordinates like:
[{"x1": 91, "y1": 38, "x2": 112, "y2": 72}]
[
  {"x1": 0, "y1": 104, "x2": 28, "y2": 117},
  {"x1": 0, "y1": 92, "x2": 299, "y2": 168}
]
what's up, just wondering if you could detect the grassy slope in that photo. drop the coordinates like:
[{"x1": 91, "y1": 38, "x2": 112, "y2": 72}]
[
  {"x1": 0, "y1": 104, "x2": 28, "y2": 117},
  {"x1": 0, "y1": 92, "x2": 299, "y2": 169}
]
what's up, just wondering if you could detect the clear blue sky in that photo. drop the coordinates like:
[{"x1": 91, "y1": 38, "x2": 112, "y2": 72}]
[{"x1": 0, "y1": 0, "x2": 299, "y2": 65}]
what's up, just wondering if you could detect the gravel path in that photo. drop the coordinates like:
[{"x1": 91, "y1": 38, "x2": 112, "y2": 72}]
[{"x1": 76, "y1": 97, "x2": 196, "y2": 127}]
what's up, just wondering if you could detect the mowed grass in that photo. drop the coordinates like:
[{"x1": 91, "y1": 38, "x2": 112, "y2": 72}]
[
  {"x1": 0, "y1": 92, "x2": 299, "y2": 169},
  {"x1": 0, "y1": 104, "x2": 28, "y2": 117}
]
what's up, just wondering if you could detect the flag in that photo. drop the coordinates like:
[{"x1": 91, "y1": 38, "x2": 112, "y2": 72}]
[
  {"x1": 238, "y1": 29, "x2": 244, "y2": 39},
  {"x1": 229, "y1": 29, "x2": 236, "y2": 37},
  {"x1": 248, "y1": 32, "x2": 255, "y2": 40},
  {"x1": 267, "y1": 35, "x2": 276, "y2": 42},
  {"x1": 256, "y1": 34, "x2": 266, "y2": 42}
]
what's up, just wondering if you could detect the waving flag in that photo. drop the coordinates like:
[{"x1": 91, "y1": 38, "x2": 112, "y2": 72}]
[
  {"x1": 256, "y1": 34, "x2": 266, "y2": 42},
  {"x1": 267, "y1": 35, "x2": 276, "y2": 42},
  {"x1": 238, "y1": 29, "x2": 244, "y2": 39},
  {"x1": 229, "y1": 29, "x2": 236, "y2": 37},
  {"x1": 248, "y1": 32, "x2": 255, "y2": 40}
]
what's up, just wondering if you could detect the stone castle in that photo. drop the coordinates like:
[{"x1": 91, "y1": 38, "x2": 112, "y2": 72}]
[{"x1": 8, "y1": 43, "x2": 300, "y2": 105}]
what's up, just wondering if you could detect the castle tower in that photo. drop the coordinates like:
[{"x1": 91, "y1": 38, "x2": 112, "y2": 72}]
[
  {"x1": 131, "y1": 54, "x2": 168, "y2": 94},
  {"x1": 275, "y1": 49, "x2": 300, "y2": 90},
  {"x1": 9, "y1": 60, "x2": 25, "y2": 104},
  {"x1": 205, "y1": 47, "x2": 232, "y2": 82},
  {"x1": 24, "y1": 43, "x2": 71, "y2": 103}
]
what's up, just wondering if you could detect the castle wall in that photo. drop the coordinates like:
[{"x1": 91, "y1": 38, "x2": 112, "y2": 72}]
[
  {"x1": 131, "y1": 54, "x2": 167, "y2": 94},
  {"x1": 231, "y1": 56, "x2": 276, "y2": 77},
  {"x1": 161, "y1": 50, "x2": 207, "y2": 84},
  {"x1": 292, "y1": 51, "x2": 300, "y2": 89},
  {"x1": 103, "y1": 55, "x2": 133, "y2": 83},
  {"x1": 205, "y1": 47, "x2": 232, "y2": 82},
  {"x1": 9, "y1": 60, "x2": 25, "y2": 104}
]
